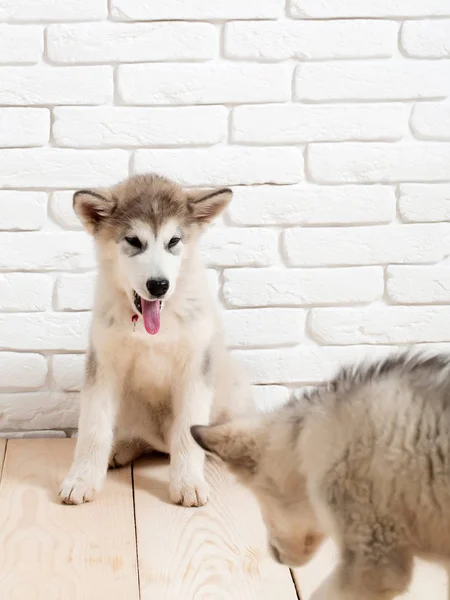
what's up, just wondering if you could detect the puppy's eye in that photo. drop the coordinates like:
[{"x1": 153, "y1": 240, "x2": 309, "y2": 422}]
[
  {"x1": 125, "y1": 236, "x2": 142, "y2": 249},
  {"x1": 168, "y1": 236, "x2": 181, "y2": 249}
]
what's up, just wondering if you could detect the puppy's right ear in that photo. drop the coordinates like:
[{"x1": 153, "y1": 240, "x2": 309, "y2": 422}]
[
  {"x1": 187, "y1": 188, "x2": 232, "y2": 225},
  {"x1": 191, "y1": 419, "x2": 264, "y2": 475},
  {"x1": 73, "y1": 188, "x2": 116, "y2": 235}
]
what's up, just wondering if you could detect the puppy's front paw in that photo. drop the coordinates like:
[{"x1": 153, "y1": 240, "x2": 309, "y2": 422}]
[
  {"x1": 59, "y1": 476, "x2": 100, "y2": 505},
  {"x1": 169, "y1": 476, "x2": 209, "y2": 507}
]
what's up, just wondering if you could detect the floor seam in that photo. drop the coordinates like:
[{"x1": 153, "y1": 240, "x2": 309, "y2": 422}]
[
  {"x1": 131, "y1": 463, "x2": 142, "y2": 600},
  {"x1": 290, "y1": 568, "x2": 302, "y2": 600},
  {"x1": 0, "y1": 439, "x2": 8, "y2": 484}
]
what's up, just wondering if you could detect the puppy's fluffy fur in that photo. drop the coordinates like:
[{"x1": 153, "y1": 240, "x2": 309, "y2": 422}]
[
  {"x1": 60, "y1": 174, "x2": 252, "y2": 507},
  {"x1": 193, "y1": 352, "x2": 450, "y2": 599}
]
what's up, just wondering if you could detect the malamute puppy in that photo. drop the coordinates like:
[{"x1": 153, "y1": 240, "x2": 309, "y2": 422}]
[
  {"x1": 60, "y1": 174, "x2": 252, "y2": 507},
  {"x1": 193, "y1": 352, "x2": 450, "y2": 598}
]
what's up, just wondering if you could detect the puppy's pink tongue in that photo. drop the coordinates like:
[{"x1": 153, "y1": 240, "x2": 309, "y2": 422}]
[{"x1": 141, "y1": 299, "x2": 160, "y2": 335}]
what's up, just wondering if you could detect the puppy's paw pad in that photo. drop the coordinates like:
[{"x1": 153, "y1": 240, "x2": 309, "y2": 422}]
[
  {"x1": 169, "y1": 478, "x2": 209, "y2": 507},
  {"x1": 59, "y1": 478, "x2": 98, "y2": 505}
]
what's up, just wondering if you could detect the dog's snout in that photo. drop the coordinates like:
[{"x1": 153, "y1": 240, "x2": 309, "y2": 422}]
[{"x1": 146, "y1": 278, "x2": 169, "y2": 298}]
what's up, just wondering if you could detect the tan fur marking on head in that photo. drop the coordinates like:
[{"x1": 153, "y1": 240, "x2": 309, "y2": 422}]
[
  {"x1": 110, "y1": 174, "x2": 189, "y2": 235},
  {"x1": 74, "y1": 175, "x2": 231, "y2": 239}
]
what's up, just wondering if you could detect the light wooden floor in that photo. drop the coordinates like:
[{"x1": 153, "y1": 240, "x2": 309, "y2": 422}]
[{"x1": 0, "y1": 438, "x2": 447, "y2": 600}]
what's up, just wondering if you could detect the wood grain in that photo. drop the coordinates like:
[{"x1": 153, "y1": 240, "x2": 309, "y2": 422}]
[
  {"x1": 0, "y1": 438, "x2": 139, "y2": 600},
  {"x1": 293, "y1": 540, "x2": 449, "y2": 600},
  {"x1": 133, "y1": 455, "x2": 298, "y2": 599}
]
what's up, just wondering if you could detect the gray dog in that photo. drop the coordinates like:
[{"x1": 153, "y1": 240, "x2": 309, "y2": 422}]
[{"x1": 193, "y1": 351, "x2": 450, "y2": 599}]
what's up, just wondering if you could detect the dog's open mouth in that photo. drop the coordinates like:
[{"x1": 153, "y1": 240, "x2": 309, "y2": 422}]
[{"x1": 133, "y1": 291, "x2": 162, "y2": 336}]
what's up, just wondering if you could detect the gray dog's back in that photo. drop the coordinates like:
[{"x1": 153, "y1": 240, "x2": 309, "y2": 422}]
[{"x1": 298, "y1": 352, "x2": 450, "y2": 596}]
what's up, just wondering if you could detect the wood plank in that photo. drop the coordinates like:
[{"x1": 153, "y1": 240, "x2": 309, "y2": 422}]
[
  {"x1": 0, "y1": 438, "x2": 139, "y2": 600},
  {"x1": 292, "y1": 539, "x2": 337, "y2": 600},
  {"x1": 0, "y1": 439, "x2": 6, "y2": 480},
  {"x1": 134, "y1": 455, "x2": 298, "y2": 599},
  {"x1": 293, "y1": 540, "x2": 448, "y2": 599}
]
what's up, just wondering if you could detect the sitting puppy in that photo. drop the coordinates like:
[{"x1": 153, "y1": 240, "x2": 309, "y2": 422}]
[
  {"x1": 192, "y1": 352, "x2": 450, "y2": 599},
  {"x1": 60, "y1": 174, "x2": 252, "y2": 507}
]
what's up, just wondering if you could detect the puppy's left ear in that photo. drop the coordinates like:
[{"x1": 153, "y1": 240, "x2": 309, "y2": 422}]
[
  {"x1": 187, "y1": 188, "x2": 232, "y2": 225},
  {"x1": 191, "y1": 419, "x2": 262, "y2": 474},
  {"x1": 73, "y1": 187, "x2": 116, "y2": 235}
]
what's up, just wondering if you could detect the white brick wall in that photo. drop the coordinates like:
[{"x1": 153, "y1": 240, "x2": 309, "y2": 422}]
[
  {"x1": 0, "y1": 109, "x2": 50, "y2": 147},
  {"x1": 0, "y1": 2, "x2": 449, "y2": 433},
  {"x1": 118, "y1": 63, "x2": 290, "y2": 105},
  {"x1": 232, "y1": 104, "x2": 409, "y2": 144},
  {"x1": 53, "y1": 107, "x2": 228, "y2": 147},
  {"x1": 411, "y1": 104, "x2": 450, "y2": 140},
  {"x1": 0, "y1": 25, "x2": 43, "y2": 64},
  {"x1": 225, "y1": 20, "x2": 398, "y2": 60},
  {"x1": 47, "y1": 22, "x2": 217, "y2": 63},
  {"x1": 110, "y1": 0, "x2": 284, "y2": 21},
  {"x1": 401, "y1": 20, "x2": 450, "y2": 58}
]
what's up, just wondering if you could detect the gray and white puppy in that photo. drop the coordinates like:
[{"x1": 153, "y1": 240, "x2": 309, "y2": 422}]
[
  {"x1": 193, "y1": 352, "x2": 450, "y2": 599},
  {"x1": 60, "y1": 174, "x2": 253, "y2": 508}
]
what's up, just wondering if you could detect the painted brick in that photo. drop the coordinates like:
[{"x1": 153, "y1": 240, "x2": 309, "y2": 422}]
[
  {"x1": 252, "y1": 385, "x2": 289, "y2": 411},
  {"x1": 50, "y1": 191, "x2": 82, "y2": 230},
  {"x1": 387, "y1": 266, "x2": 450, "y2": 304},
  {"x1": 207, "y1": 270, "x2": 220, "y2": 298},
  {"x1": 0, "y1": 149, "x2": 129, "y2": 188},
  {"x1": 226, "y1": 20, "x2": 396, "y2": 60},
  {"x1": 223, "y1": 308, "x2": 305, "y2": 348},
  {"x1": 111, "y1": 0, "x2": 283, "y2": 20},
  {"x1": 233, "y1": 345, "x2": 396, "y2": 385},
  {"x1": 0, "y1": 0, "x2": 106, "y2": 21},
  {"x1": 52, "y1": 354, "x2": 85, "y2": 392},
  {"x1": 0, "y1": 393, "x2": 79, "y2": 430},
  {"x1": 118, "y1": 63, "x2": 290, "y2": 105},
  {"x1": 0, "y1": 313, "x2": 90, "y2": 351},
  {"x1": 223, "y1": 267, "x2": 383, "y2": 308},
  {"x1": 295, "y1": 61, "x2": 450, "y2": 102},
  {"x1": 0, "y1": 233, "x2": 94, "y2": 271},
  {"x1": 310, "y1": 307, "x2": 450, "y2": 345},
  {"x1": 1, "y1": 0, "x2": 450, "y2": 433},
  {"x1": 232, "y1": 104, "x2": 408, "y2": 144},
  {"x1": 55, "y1": 273, "x2": 95, "y2": 311},
  {"x1": 0, "y1": 431, "x2": 66, "y2": 438},
  {"x1": 202, "y1": 228, "x2": 278, "y2": 268},
  {"x1": 399, "y1": 184, "x2": 450, "y2": 223},
  {"x1": 0, "y1": 67, "x2": 112, "y2": 106},
  {"x1": 228, "y1": 185, "x2": 396, "y2": 226},
  {"x1": 47, "y1": 22, "x2": 216, "y2": 63},
  {"x1": 0, "y1": 108, "x2": 49, "y2": 148},
  {"x1": 0, "y1": 25, "x2": 43, "y2": 63},
  {"x1": 411, "y1": 103, "x2": 450, "y2": 141},
  {"x1": 53, "y1": 107, "x2": 227, "y2": 148},
  {"x1": 290, "y1": 0, "x2": 450, "y2": 19},
  {"x1": 0, "y1": 191, "x2": 46, "y2": 230},
  {"x1": 284, "y1": 224, "x2": 450, "y2": 267},
  {"x1": 401, "y1": 19, "x2": 450, "y2": 58},
  {"x1": 415, "y1": 343, "x2": 450, "y2": 355},
  {"x1": 0, "y1": 352, "x2": 47, "y2": 390},
  {"x1": 133, "y1": 148, "x2": 303, "y2": 186},
  {"x1": 308, "y1": 143, "x2": 450, "y2": 184},
  {"x1": 0, "y1": 273, "x2": 52, "y2": 311}
]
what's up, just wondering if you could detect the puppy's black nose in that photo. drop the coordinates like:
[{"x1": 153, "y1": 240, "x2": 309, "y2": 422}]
[{"x1": 146, "y1": 278, "x2": 169, "y2": 298}]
